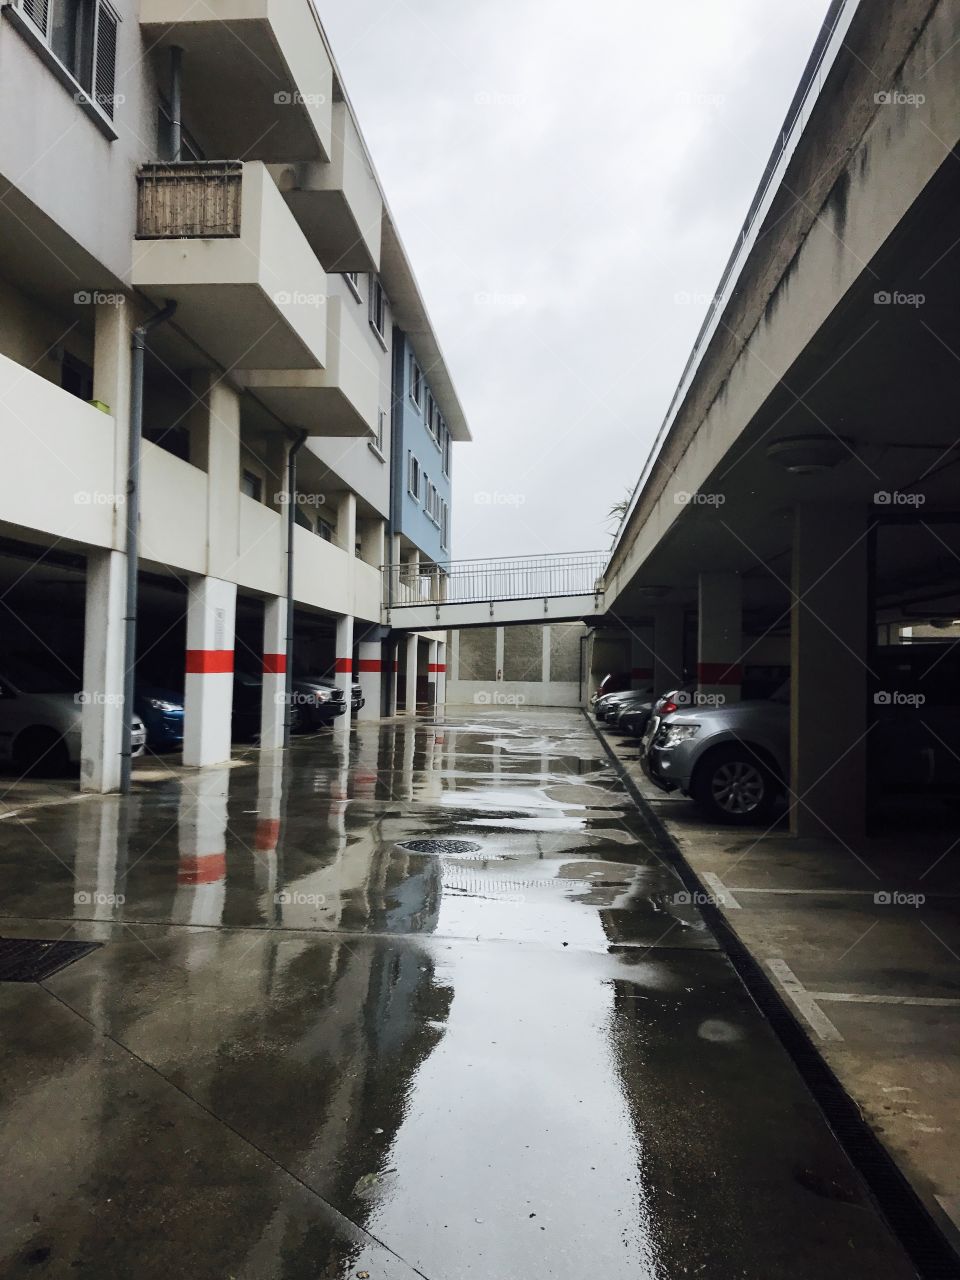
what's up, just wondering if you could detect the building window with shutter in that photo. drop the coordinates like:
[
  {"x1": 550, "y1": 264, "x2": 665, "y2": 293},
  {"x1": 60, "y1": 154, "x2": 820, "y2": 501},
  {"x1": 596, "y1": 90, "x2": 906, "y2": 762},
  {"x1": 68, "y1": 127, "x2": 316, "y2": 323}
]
[{"x1": 14, "y1": 0, "x2": 120, "y2": 121}]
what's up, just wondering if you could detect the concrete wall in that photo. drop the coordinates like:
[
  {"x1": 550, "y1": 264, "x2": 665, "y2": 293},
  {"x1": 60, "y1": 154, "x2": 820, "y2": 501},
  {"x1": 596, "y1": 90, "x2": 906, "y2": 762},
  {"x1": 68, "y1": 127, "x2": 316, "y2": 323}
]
[{"x1": 445, "y1": 623, "x2": 586, "y2": 708}]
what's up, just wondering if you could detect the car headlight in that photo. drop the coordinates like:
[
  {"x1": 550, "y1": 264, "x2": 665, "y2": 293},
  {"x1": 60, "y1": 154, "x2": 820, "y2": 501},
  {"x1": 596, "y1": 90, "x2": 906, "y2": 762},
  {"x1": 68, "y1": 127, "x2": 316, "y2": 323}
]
[
  {"x1": 658, "y1": 724, "x2": 701, "y2": 749},
  {"x1": 146, "y1": 698, "x2": 180, "y2": 712},
  {"x1": 314, "y1": 689, "x2": 332, "y2": 703}
]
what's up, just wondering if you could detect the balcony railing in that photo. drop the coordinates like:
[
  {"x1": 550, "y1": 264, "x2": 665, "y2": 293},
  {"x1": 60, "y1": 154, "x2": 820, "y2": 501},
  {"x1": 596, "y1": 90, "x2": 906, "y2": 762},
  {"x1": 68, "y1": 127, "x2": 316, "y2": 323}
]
[
  {"x1": 136, "y1": 161, "x2": 243, "y2": 239},
  {"x1": 385, "y1": 552, "x2": 607, "y2": 607}
]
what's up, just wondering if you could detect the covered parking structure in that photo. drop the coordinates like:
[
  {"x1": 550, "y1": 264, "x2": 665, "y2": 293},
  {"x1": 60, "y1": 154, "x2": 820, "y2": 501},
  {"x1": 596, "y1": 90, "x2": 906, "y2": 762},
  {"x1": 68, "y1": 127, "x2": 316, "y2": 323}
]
[{"x1": 603, "y1": 0, "x2": 960, "y2": 840}]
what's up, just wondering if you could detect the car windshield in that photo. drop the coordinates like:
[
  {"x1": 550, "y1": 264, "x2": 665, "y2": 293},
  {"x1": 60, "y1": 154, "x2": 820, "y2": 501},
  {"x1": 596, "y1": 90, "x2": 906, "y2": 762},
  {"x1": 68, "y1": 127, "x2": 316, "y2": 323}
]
[{"x1": 2, "y1": 655, "x2": 79, "y2": 694}]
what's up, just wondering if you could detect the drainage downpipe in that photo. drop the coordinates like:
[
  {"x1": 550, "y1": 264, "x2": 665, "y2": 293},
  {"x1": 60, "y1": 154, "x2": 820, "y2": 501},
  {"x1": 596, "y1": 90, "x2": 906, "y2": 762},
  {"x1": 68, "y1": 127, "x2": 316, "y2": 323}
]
[
  {"x1": 169, "y1": 47, "x2": 183, "y2": 161},
  {"x1": 284, "y1": 430, "x2": 309, "y2": 748},
  {"x1": 120, "y1": 299, "x2": 177, "y2": 794}
]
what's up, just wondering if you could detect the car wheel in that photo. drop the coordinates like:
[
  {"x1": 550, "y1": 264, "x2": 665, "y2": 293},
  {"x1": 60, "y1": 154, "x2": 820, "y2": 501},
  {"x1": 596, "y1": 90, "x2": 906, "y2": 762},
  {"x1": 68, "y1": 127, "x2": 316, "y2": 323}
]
[
  {"x1": 13, "y1": 727, "x2": 71, "y2": 777},
  {"x1": 691, "y1": 745, "x2": 776, "y2": 824}
]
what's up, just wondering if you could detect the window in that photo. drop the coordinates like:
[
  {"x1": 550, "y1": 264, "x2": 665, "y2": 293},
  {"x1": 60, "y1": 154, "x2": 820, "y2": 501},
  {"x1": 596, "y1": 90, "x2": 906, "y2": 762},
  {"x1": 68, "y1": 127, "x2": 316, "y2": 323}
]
[
  {"x1": 407, "y1": 452, "x2": 421, "y2": 502},
  {"x1": 373, "y1": 406, "x2": 387, "y2": 456},
  {"x1": 317, "y1": 516, "x2": 335, "y2": 542},
  {"x1": 425, "y1": 480, "x2": 440, "y2": 525},
  {"x1": 240, "y1": 469, "x2": 262, "y2": 502},
  {"x1": 409, "y1": 356, "x2": 423, "y2": 412},
  {"x1": 425, "y1": 392, "x2": 436, "y2": 441},
  {"x1": 440, "y1": 500, "x2": 449, "y2": 551},
  {"x1": 20, "y1": 0, "x2": 120, "y2": 119},
  {"x1": 442, "y1": 425, "x2": 451, "y2": 478},
  {"x1": 369, "y1": 278, "x2": 387, "y2": 346},
  {"x1": 343, "y1": 271, "x2": 363, "y2": 302}
]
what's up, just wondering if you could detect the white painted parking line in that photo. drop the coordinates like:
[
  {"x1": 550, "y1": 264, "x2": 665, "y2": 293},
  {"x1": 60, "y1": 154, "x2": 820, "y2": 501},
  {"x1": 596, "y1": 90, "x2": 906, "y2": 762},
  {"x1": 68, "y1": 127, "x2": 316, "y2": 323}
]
[
  {"x1": 702, "y1": 871, "x2": 740, "y2": 909},
  {"x1": 765, "y1": 959, "x2": 844, "y2": 1042},
  {"x1": 810, "y1": 992, "x2": 960, "y2": 1008}
]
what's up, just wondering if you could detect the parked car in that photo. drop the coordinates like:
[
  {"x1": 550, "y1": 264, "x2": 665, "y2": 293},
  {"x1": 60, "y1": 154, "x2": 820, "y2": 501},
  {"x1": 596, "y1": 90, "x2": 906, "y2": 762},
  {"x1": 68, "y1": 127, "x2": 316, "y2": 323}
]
[
  {"x1": 595, "y1": 687, "x2": 651, "y2": 721},
  {"x1": 134, "y1": 684, "x2": 184, "y2": 750},
  {"x1": 232, "y1": 668, "x2": 346, "y2": 740},
  {"x1": 351, "y1": 681, "x2": 365, "y2": 715},
  {"x1": 608, "y1": 690, "x2": 654, "y2": 727},
  {"x1": 590, "y1": 672, "x2": 631, "y2": 707},
  {"x1": 0, "y1": 655, "x2": 146, "y2": 774},
  {"x1": 643, "y1": 685, "x2": 790, "y2": 823}
]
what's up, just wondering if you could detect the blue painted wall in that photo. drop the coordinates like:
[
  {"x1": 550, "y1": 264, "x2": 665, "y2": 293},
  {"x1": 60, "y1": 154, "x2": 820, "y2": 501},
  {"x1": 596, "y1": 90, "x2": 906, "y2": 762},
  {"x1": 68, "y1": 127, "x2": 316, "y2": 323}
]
[{"x1": 391, "y1": 328, "x2": 452, "y2": 563}]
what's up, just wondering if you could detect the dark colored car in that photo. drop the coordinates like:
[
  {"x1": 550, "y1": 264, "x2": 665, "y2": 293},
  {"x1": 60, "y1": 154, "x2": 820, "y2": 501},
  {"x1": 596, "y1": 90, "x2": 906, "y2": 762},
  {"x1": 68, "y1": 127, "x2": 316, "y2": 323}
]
[
  {"x1": 232, "y1": 670, "x2": 346, "y2": 740},
  {"x1": 351, "y1": 681, "x2": 365, "y2": 715},
  {"x1": 134, "y1": 684, "x2": 184, "y2": 750}
]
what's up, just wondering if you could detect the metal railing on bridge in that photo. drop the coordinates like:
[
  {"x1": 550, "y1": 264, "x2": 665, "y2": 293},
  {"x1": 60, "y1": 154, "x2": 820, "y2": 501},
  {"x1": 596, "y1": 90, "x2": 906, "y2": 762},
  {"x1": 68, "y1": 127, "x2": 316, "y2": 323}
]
[{"x1": 384, "y1": 551, "x2": 607, "y2": 607}]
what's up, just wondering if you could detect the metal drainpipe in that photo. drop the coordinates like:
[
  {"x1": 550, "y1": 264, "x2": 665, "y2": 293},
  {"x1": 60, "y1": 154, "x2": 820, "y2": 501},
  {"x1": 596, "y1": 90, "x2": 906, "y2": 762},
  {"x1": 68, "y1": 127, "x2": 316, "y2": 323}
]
[
  {"x1": 169, "y1": 47, "x2": 183, "y2": 161},
  {"x1": 284, "y1": 430, "x2": 309, "y2": 748},
  {"x1": 120, "y1": 299, "x2": 177, "y2": 794}
]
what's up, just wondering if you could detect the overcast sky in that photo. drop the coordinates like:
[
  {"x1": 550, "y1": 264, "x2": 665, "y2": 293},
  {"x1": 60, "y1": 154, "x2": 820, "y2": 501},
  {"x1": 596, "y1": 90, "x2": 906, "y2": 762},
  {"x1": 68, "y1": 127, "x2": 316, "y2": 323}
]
[{"x1": 321, "y1": 0, "x2": 831, "y2": 561}]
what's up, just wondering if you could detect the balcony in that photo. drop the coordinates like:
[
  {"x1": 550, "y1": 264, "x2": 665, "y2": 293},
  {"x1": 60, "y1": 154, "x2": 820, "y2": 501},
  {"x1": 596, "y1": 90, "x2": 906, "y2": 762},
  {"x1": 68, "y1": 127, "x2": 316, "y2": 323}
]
[
  {"x1": 235, "y1": 297, "x2": 378, "y2": 438},
  {"x1": 138, "y1": 0, "x2": 332, "y2": 161},
  {"x1": 133, "y1": 161, "x2": 328, "y2": 373},
  {"x1": 271, "y1": 102, "x2": 383, "y2": 272}
]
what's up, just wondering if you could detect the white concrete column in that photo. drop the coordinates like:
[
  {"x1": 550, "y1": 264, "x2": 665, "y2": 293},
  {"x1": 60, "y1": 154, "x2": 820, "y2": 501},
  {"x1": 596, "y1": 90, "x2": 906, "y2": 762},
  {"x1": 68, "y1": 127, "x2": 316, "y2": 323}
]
[
  {"x1": 260, "y1": 596, "x2": 287, "y2": 749},
  {"x1": 791, "y1": 504, "x2": 868, "y2": 841},
  {"x1": 334, "y1": 613, "x2": 354, "y2": 732},
  {"x1": 188, "y1": 373, "x2": 241, "y2": 580},
  {"x1": 359, "y1": 518, "x2": 386, "y2": 568},
  {"x1": 542, "y1": 626, "x2": 552, "y2": 686},
  {"x1": 404, "y1": 633, "x2": 419, "y2": 713},
  {"x1": 183, "y1": 575, "x2": 236, "y2": 767},
  {"x1": 80, "y1": 549, "x2": 126, "y2": 792},
  {"x1": 92, "y1": 299, "x2": 133, "y2": 551},
  {"x1": 387, "y1": 642, "x2": 399, "y2": 716},
  {"x1": 630, "y1": 625, "x2": 655, "y2": 688},
  {"x1": 697, "y1": 573, "x2": 742, "y2": 705},
  {"x1": 495, "y1": 627, "x2": 505, "y2": 681},
  {"x1": 336, "y1": 492, "x2": 357, "y2": 554},
  {"x1": 357, "y1": 637, "x2": 382, "y2": 721},
  {"x1": 653, "y1": 604, "x2": 684, "y2": 696},
  {"x1": 437, "y1": 641, "x2": 447, "y2": 708},
  {"x1": 426, "y1": 638, "x2": 439, "y2": 706}
]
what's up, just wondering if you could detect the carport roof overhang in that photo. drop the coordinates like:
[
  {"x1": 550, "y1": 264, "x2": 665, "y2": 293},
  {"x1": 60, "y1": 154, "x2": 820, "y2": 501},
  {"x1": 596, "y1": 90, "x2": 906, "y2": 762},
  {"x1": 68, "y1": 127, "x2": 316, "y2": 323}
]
[{"x1": 605, "y1": 0, "x2": 960, "y2": 629}]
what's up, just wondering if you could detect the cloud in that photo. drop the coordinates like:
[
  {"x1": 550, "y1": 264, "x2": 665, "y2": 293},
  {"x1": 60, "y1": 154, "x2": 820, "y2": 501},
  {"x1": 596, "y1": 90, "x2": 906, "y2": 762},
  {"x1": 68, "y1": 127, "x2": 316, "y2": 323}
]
[{"x1": 322, "y1": 0, "x2": 832, "y2": 557}]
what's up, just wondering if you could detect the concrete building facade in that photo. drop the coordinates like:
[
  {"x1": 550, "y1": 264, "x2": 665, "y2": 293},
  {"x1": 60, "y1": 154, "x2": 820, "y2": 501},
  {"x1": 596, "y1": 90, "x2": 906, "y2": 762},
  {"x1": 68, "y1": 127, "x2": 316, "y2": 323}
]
[{"x1": 0, "y1": 0, "x2": 470, "y2": 787}]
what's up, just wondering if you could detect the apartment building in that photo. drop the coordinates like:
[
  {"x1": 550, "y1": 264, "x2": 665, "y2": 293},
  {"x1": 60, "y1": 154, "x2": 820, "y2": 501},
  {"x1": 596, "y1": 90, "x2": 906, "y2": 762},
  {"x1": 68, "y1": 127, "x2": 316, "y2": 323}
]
[{"x1": 0, "y1": 0, "x2": 470, "y2": 790}]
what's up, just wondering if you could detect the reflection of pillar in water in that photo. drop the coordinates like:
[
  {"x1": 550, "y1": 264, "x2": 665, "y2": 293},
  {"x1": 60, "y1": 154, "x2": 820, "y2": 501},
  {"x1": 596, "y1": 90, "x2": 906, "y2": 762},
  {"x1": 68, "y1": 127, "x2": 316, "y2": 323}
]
[
  {"x1": 74, "y1": 795, "x2": 124, "y2": 941},
  {"x1": 401, "y1": 715, "x2": 416, "y2": 801},
  {"x1": 254, "y1": 750, "x2": 284, "y2": 918},
  {"x1": 173, "y1": 765, "x2": 230, "y2": 928}
]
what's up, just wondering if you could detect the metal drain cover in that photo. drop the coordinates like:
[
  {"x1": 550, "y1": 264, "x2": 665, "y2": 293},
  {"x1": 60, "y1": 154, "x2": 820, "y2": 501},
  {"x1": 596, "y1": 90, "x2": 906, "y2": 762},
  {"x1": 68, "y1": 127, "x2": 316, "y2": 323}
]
[
  {"x1": 397, "y1": 838, "x2": 482, "y2": 856},
  {"x1": 0, "y1": 937, "x2": 100, "y2": 983}
]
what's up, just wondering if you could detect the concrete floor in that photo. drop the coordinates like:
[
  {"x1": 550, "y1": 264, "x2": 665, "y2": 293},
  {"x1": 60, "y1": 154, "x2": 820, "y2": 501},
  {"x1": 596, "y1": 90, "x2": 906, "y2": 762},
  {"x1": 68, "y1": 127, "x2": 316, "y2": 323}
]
[
  {"x1": 599, "y1": 717, "x2": 960, "y2": 1261},
  {"x1": 0, "y1": 710, "x2": 919, "y2": 1278}
]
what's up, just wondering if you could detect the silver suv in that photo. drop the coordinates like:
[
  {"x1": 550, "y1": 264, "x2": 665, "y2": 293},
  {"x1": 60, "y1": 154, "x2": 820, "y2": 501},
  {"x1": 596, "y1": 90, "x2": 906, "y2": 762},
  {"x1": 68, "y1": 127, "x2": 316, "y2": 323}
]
[{"x1": 643, "y1": 685, "x2": 789, "y2": 823}]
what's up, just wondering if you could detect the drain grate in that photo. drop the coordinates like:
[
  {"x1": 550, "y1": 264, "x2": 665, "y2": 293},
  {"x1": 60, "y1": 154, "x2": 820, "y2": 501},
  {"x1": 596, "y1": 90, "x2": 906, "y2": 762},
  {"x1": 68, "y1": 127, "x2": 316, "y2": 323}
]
[
  {"x1": 397, "y1": 838, "x2": 482, "y2": 856},
  {"x1": 0, "y1": 937, "x2": 100, "y2": 983}
]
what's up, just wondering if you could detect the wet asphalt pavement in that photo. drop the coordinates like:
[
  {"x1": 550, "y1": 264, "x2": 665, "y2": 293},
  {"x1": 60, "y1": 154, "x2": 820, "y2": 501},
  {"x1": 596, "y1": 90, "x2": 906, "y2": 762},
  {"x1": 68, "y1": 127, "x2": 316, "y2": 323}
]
[{"x1": 0, "y1": 709, "x2": 916, "y2": 1278}]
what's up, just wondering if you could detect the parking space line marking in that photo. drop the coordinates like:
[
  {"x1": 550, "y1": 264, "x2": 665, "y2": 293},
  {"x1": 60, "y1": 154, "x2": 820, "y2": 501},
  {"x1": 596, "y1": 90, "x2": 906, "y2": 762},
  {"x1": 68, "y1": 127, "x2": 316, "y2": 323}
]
[
  {"x1": 702, "y1": 871, "x2": 740, "y2": 908},
  {"x1": 810, "y1": 992, "x2": 960, "y2": 1007},
  {"x1": 765, "y1": 958, "x2": 844, "y2": 1041}
]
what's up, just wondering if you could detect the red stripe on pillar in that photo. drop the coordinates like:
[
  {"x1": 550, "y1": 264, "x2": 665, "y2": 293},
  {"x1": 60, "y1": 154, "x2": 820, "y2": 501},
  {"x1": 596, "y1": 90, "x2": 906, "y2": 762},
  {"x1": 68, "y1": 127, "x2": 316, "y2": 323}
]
[
  {"x1": 185, "y1": 650, "x2": 234, "y2": 674},
  {"x1": 631, "y1": 667, "x2": 653, "y2": 678},
  {"x1": 334, "y1": 657, "x2": 352, "y2": 673},
  {"x1": 392, "y1": 661, "x2": 399, "y2": 673},
  {"x1": 358, "y1": 659, "x2": 382, "y2": 673},
  {"x1": 428, "y1": 663, "x2": 445, "y2": 672},
  {"x1": 254, "y1": 818, "x2": 281, "y2": 851},
  {"x1": 262, "y1": 653, "x2": 286, "y2": 675},
  {"x1": 177, "y1": 853, "x2": 227, "y2": 884},
  {"x1": 697, "y1": 662, "x2": 742, "y2": 685}
]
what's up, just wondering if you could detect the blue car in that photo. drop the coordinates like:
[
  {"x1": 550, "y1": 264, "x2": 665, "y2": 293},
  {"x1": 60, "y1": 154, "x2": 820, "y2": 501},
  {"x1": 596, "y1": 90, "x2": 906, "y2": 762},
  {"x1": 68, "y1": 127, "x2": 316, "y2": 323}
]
[{"x1": 135, "y1": 684, "x2": 185, "y2": 750}]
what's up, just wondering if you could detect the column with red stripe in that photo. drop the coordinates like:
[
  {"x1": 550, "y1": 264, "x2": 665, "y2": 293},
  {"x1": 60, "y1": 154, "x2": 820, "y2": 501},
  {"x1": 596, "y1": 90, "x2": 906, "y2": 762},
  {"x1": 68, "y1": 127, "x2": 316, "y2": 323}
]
[
  {"x1": 334, "y1": 613, "x2": 354, "y2": 732},
  {"x1": 696, "y1": 572, "x2": 742, "y2": 706},
  {"x1": 183, "y1": 576, "x2": 237, "y2": 767},
  {"x1": 356, "y1": 636, "x2": 382, "y2": 721},
  {"x1": 426, "y1": 638, "x2": 439, "y2": 708},
  {"x1": 260, "y1": 595, "x2": 287, "y2": 749}
]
